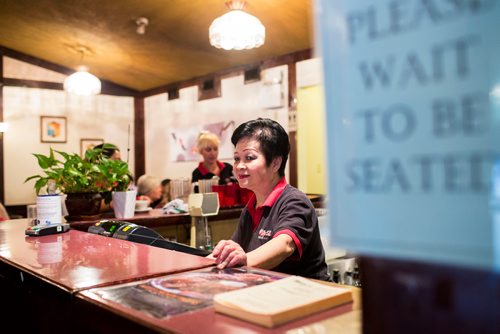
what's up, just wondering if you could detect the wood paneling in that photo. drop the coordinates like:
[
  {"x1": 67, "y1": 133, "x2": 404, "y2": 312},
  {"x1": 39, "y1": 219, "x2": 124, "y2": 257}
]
[
  {"x1": 0, "y1": 55, "x2": 4, "y2": 204},
  {"x1": 0, "y1": 0, "x2": 313, "y2": 91},
  {"x1": 134, "y1": 97, "x2": 145, "y2": 179},
  {"x1": 360, "y1": 256, "x2": 499, "y2": 334}
]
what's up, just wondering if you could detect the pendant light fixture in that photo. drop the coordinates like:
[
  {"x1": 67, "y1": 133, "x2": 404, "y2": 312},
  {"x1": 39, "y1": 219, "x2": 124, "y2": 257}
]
[
  {"x1": 209, "y1": 0, "x2": 265, "y2": 50},
  {"x1": 64, "y1": 45, "x2": 101, "y2": 96}
]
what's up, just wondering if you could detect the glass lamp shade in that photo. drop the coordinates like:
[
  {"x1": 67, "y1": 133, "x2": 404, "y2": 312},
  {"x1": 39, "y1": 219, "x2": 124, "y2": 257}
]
[
  {"x1": 209, "y1": 9, "x2": 265, "y2": 50},
  {"x1": 63, "y1": 67, "x2": 101, "y2": 96}
]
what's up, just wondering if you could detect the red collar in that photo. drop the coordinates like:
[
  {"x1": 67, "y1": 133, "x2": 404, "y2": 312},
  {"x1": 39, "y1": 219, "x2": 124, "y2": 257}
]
[
  {"x1": 198, "y1": 161, "x2": 225, "y2": 176},
  {"x1": 247, "y1": 177, "x2": 287, "y2": 230}
]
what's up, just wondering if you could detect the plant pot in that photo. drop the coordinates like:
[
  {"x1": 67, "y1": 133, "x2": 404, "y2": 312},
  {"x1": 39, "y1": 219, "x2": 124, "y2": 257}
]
[
  {"x1": 112, "y1": 190, "x2": 137, "y2": 219},
  {"x1": 65, "y1": 192, "x2": 103, "y2": 221}
]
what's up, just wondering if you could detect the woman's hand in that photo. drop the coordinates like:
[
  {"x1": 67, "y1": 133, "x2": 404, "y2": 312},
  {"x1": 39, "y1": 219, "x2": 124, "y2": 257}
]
[{"x1": 211, "y1": 239, "x2": 247, "y2": 269}]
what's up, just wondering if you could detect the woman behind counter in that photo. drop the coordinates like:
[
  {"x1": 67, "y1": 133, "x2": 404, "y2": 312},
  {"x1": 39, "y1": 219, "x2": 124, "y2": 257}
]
[
  {"x1": 211, "y1": 118, "x2": 329, "y2": 281},
  {"x1": 192, "y1": 131, "x2": 234, "y2": 191}
]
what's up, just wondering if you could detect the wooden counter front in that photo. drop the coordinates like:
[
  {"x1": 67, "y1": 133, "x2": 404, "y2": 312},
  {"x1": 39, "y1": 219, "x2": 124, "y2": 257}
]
[{"x1": 68, "y1": 207, "x2": 243, "y2": 232}]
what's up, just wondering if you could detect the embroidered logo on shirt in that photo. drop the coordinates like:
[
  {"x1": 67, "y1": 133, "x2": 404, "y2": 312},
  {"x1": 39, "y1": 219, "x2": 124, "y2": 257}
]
[{"x1": 258, "y1": 228, "x2": 272, "y2": 240}]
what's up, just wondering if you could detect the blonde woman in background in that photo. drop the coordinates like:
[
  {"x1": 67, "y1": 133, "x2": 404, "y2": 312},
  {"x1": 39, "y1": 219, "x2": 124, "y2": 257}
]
[{"x1": 192, "y1": 131, "x2": 234, "y2": 192}]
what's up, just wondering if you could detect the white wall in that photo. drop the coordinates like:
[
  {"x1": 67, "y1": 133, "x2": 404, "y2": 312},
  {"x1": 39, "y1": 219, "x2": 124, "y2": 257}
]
[
  {"x1": 2, "y1": 58, "x2": 323, "y2": 205},
  {"x1": 3, "y1": 87, "x2": 134, "y2": 205},
  {"x1": 144, "y1": 65, "x2": 290, "y2": 182},
  {"x1": 2, "y1": 56, "x2": 135, "y2": 206}
]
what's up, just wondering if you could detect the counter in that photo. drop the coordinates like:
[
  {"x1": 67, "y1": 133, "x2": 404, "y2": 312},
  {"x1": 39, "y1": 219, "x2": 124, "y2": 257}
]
[
  {"x1": 0, "y1": 218, "x2": 214, "y2": 332},
  {"x1": 68, "y1": 207, "x2": 242, "y2": 231},
  {"x1": 69, "y1": 207, "x2": 243, "y2": 246},
  {"x1": 0, "y1": 218, "x2": 361, "y2": 333}
]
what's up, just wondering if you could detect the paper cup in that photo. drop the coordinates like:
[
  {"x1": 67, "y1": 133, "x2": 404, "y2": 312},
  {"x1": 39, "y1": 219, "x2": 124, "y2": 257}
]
[{"x1": 36, "y1": 194, "x2": 62, "y2": 226}]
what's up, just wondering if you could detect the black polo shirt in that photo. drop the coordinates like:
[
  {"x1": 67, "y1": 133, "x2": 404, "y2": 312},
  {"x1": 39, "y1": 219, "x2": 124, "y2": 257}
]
[{"x1": 231, "y1": 180, "x2": 329, "y2": 281}]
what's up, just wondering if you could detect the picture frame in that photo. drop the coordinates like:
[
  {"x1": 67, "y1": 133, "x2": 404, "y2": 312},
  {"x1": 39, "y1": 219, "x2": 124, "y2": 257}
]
[
  {"x1": 40, "y1": 116, "x2": 67, "y2": 143},
  {"x1": 80, "y1": 138, "x2": 104, "y2": 156}
]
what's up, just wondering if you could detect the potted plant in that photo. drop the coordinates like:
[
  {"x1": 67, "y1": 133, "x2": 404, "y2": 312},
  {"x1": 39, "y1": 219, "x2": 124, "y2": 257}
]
[{"x1": 25, "y1": 145, "x2": 133, "y2": 220}]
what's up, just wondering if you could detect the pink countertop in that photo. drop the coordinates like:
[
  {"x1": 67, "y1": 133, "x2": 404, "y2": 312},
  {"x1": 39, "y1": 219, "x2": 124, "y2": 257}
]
[
  {"x1": 0, "y1": 219, "x2": 215, "y2": 293},
  {"x1": 76, "y1": 267, "x2": 356, "y2": 334}
]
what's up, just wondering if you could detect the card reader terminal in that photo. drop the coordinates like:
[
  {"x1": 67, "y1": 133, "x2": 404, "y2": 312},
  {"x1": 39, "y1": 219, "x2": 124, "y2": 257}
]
[
  {"x1": 87, "y1": 220, "x2": 210, "y2": 256},
  {"x1": 25, "y1": 223, "x2": 70, "y2": 236},
  {"x1": 87, "y1": 220, "x2": 129, "y2": 237}
]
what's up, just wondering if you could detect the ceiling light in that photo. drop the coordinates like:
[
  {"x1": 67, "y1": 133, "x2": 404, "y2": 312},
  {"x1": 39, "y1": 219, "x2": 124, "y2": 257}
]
[
  {"x1": 0, "y1": 122, "x2": 9, "y2": 132},
  {"x1": 209, "y1": 0, "x2": 265, "y2": 51},
  {"x1": 64, "y1": 66, "x2": 101, "y2": 96},
  {"x1": 64, "y1": 45, "x2": 101, "y2": 96}
]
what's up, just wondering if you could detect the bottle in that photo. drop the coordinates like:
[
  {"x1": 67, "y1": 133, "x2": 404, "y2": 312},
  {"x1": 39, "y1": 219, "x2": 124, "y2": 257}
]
[
  {"x1": 352, "y1": 266, "x2": 361, "y2": 287},
  {"x1": 344, "y1": 270, "x2": 353, "y2": 286},
  {"x1": 332, "y1": 269, "x2": 341, "y2": 284}
]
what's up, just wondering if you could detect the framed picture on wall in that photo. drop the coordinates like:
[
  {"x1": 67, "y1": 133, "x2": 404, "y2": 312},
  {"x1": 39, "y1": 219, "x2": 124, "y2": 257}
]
[
  {"x1": 80, "y1": 138, "x2": 104, "y2": 156},
  {"x1": 40, "y1": 116, "x2": 67, "y2": 143}
]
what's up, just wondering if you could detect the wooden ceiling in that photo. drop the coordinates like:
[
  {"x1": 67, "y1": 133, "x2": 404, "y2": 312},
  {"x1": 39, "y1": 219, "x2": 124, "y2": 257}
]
[{"x1": 0, "y1": 0, "x2": 314, "y2": 92}]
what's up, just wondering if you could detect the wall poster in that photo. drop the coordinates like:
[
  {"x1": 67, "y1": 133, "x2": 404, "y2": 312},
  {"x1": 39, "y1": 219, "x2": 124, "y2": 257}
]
[
  {"x1": 80, "y1": 138, "x2": 104, "y2": 156},
  {"x1": 40, "y1": 116, "x2": 67, "y2": 143},
  {"x1": 169, "y1": 120, "x2": 236, "y2": 162}
]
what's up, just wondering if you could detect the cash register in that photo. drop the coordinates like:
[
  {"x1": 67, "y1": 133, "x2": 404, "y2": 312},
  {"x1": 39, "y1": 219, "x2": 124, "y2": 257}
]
[{"x1": 88, "y1": 220, "x2": 210, "y2": 256}]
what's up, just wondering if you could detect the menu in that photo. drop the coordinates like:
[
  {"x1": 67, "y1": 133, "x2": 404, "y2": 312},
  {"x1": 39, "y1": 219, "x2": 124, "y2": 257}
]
[{"x1": 84, "y1": 267, "x2": 283, "y2": 319}]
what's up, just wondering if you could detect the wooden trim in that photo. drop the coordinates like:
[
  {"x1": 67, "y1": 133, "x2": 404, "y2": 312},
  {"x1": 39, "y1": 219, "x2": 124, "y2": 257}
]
[
  {"x1": 134, "y1": 97, "x2": 145, "y2": 179},
  {"x1": 3, "y1": 205, "x2": 26, "y2": 219},
  {"x1": 360, "y1": 256, "x2": 498, "y2": 333},
  {"x1": 288, "y1": 131, "x2": 298, "y2": 188},
  {"x1": 140, "y1": 49, "x2": 312, "y2": 98},
  {"x1": 167, "y1": 87, "x2": 179, "y2": 100},
  {"x1": 0, "y1": 46, "x2": 73, "y2": 75},
  {"x1": 4, "y1": 78, "x2": 63, "y2": 90},
  {"x1": 3, "y1": 77, "x2": 137, "y2": 97},
  {"x1": 99, "y1": 81, "x2": 138, "y2": 97},
  {"x1": 0, "y1": 46, "x2": 138, "y2": 97},
  {"x1": 287, "y1": 58, "x2": 299, "y2": 188},
  {"x1": 244, "y1": 67, "x2": 261, "y2": 84},
  {"x1": 198, "y1": 76, "x2": 221, "y2": 101},
  {"x1": 0, "y1": 55, "x2": 4, "y2": 204}
]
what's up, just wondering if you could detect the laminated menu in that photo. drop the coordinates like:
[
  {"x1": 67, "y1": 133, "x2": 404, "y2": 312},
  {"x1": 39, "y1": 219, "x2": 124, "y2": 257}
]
[{"x1": 213, "y1": 275, "x2": 353, "y2": 328}]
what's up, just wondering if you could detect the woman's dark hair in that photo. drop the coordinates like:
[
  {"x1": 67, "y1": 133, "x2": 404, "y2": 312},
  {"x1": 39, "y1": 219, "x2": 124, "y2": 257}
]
[
  {"x1": 231, "y1": 118, "x2": 290, "y2": 176},
  {"x1": 93, "y1": 143, "x2": 119, "y2": 158}
]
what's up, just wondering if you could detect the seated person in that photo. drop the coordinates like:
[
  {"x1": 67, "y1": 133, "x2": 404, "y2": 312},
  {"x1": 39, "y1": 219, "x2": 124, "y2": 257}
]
[
  {"x1": 158, "y1": 178, "x2": 171, "y2": 207},
  {"x1": 0, "y1": 202, "x2": 9, "y2": 221},
  {"x1": 192, "y1": 131, "x2": 234, "y2": 192},
  {"x1": 137, "y1": 175, "x2": 163, "y2": 208},
  {"x1": 94, "y1": 143, "x2": 133, "y2": 213},
  {"x1": 93, "y1": 143, "x2": 122, "y2": 160},
  {"x1": 210, "y1": 118, "x2": 329, "y2": 281}
]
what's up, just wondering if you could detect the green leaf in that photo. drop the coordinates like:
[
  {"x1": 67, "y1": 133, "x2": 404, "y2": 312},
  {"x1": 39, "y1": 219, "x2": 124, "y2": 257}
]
[{"x1": 26, "y1": 147, "x2": 133, "y2": 195}]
